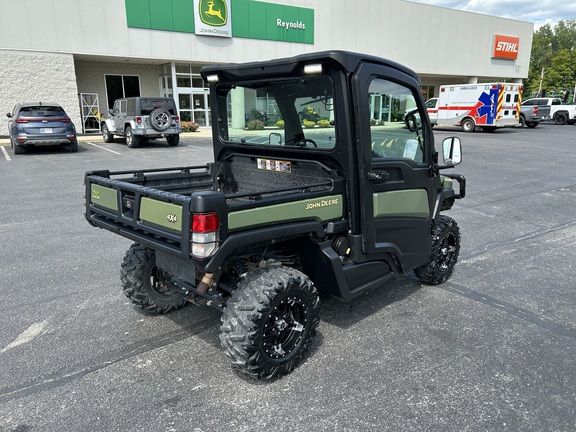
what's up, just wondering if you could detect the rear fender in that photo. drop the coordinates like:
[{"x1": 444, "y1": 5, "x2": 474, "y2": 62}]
[{"x1": 202, "y1": 221, "x2": 325, "y2": 273}]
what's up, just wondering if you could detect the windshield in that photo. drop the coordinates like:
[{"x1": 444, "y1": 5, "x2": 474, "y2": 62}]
[{"x1": 217, "y1": 74, "x2": 336, "y2": 150}]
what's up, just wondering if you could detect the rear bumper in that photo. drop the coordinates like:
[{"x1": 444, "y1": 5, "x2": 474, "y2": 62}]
[
  {"x1": 15, "y1": 135, "x2": 77, "y2": 147},
  {"x1": 132, "y1": 127, "x2": 181, "y2": 136}
]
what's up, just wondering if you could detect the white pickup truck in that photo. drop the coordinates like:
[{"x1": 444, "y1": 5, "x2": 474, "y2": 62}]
[{"x1": 522, "y1": 97, "x2": 576, "y2": 125}]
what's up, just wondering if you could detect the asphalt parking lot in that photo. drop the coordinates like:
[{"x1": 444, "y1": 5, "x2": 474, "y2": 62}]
[{"x1": 1, "y1": 124, "x2": 575, "y2": 431}]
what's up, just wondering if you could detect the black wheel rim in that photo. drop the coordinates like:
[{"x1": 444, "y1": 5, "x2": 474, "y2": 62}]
[
  {"x1": 263, "y1": 295, "x2": 307, "y2": 359},
  {"x1": 437, "y1": 232, "x2": 457, "y2": 272}
]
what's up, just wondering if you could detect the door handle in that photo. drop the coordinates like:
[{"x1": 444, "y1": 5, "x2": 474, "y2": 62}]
[{"x1": 367, "y1": 170, "x2": 390, "y2": 182}]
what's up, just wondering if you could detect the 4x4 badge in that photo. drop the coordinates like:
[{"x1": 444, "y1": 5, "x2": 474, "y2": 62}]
[{"x1": 167, "y1": 214, "x2": 178, "y2": 223}]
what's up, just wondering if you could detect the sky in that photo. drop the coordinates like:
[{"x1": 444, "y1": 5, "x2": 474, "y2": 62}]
[{"x1": 410, "y1": 0, "x2": 576, "y2": 30}]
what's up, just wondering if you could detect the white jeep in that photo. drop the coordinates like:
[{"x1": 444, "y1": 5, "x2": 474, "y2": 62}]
[{"x1": 102, "y1": 97, "x2": 181, "y2": 147}]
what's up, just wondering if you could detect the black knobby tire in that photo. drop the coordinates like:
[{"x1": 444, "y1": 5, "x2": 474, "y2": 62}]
[
  {"x1": 220, "y1": 266, "x2": 320, "y2": 380},
  {"x1": 415, "y1": 216, "x2": 460, "y2": 285},
  {"x1": 461, "y1": 118, "x2": 475, "y2": 132},
  {"x1": 554, "y1": 112, "x2": 568, "y2": 125},
  {"x1": 150, "y1": 109, "x2": 172, "y2": 132},
  {"x1": 526, "y1": 122, "x2": 538, "y2": 128},
  {"x1": 68, "y1": 142, "x2": 78, "y2": 152},
  {"x1": 120, "y1": 243, "x2": 188, "y2": 314},
  {"x1": 102, "y1": 124, "x2": 114, "y2": 143},
  {"x1": 125, "y1": 126, "x2": 140, "y2": 148},
  {"x1": 166, "y1": 134, "x2": 180, "y2": 146}
]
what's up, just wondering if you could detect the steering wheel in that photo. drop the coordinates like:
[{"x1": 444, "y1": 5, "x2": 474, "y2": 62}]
[{"x1": 295, "y1": 138, "x2": 317, "y2": 148}]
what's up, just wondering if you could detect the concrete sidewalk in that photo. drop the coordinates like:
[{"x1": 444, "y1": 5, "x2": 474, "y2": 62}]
[{"x1": 0, "y1": 129, "x2": 212, "y2": 146}]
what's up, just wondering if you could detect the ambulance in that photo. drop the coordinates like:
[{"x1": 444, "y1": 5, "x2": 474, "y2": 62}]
[{"x1": 426, "y1": 83, "x2": 521, "y2": 132}]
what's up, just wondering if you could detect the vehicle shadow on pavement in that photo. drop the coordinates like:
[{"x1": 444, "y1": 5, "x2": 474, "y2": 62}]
[{"x1": 320, "y1": 275, "x2": 422, "y2": 329}]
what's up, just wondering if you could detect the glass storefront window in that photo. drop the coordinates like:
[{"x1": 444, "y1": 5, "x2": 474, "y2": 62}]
[
  {"x1": 420, "y1": 85, "x2": 435, "y2": 101},
  {"x1": 177, "y1": 76, "x2": 192, "y2": 88},
  {"x1": 192, "y1": 77, "x2": 205, "y2": 88},
  {"x1": 160, "y1": 62, "x2": 211, "y2": 127},
  {"x1": 179, "y1": 94, "x2": 191, "y2": 109},
  {"x1": 175, "y1": 64, "x2": 191, "y2": 73},
  {"x1": 193, "y1": 94, "x2": 205, "y2": 109}
]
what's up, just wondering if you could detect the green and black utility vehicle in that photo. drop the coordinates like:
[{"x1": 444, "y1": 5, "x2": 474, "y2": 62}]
[{"x1": 85, "y1": 51, "x2": 466, "y2": 379}]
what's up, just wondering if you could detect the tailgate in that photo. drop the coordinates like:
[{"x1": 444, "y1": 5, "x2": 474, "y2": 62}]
[{"x1": 85, "y1": 166, "x2": 211, "y2": 257}]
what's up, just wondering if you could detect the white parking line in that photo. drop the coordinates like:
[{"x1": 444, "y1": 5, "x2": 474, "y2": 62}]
[
  {"x1": 1, "y1": 146, "x2": 11, "y2": 161},
  {"x1": 86, "y1": 142, "x2": 121, "y2": 154}
]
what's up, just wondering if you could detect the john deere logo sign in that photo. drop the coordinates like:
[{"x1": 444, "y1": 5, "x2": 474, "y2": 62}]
[{"x1": 194, "y1": 0, "x2": 232, "y2": 37}]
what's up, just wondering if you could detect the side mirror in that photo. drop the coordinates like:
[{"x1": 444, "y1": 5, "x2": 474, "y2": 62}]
[
  {"x1": 6, "y1": 113, "x2": 12, "y2": 118},
  {"x1": 269, "y1": 132, "x2": 282, "y2": 145},
  {"x1": 108, "y1": 109, "x2": 115, "y2": 116},
  {"x1": 404, "y1": 111, "x2": 421, "y2": 132},
  {"x1": 441, "y1": 137, "x2": 462, "y2": 167}
]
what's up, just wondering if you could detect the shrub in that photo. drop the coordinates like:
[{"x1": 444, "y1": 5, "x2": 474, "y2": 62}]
[
  {"x1": 246, "y1": 119, "x2": 265, "y2": 130},
  {"x1": 181, "y1": 121, "x2": 199, "y2": 132},
  {"x1": 276, "y1": 120, "x2": 285, "y2": 128},
  {"x1": 251, "y1": 108, "x2": 268, "y2": 122},
  {"x1": 317, "y1": 119, "x2": 330, "y2": 128},
  {"x1": 300, "y1": 106, "x2": 320, "y2": 122},
  {"x1": 303, "y1": 120, "x2": 316, "y2": 128}
]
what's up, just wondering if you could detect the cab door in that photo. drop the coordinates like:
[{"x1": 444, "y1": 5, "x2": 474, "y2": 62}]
[{"x1": 352, "y1": 63, "x2": 437, "y2": 271}]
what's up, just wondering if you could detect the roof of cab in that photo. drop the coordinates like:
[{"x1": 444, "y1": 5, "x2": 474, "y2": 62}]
[{"x1": 201, "y1": 50, "x2": 419, "y2": 83}]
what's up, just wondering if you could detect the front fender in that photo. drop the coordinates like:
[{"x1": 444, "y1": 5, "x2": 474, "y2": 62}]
[{"x1": 103, "y1": 118, "x2": 116, "y2": 133}]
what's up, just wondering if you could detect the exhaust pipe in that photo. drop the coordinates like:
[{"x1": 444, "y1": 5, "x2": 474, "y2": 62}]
[{"x1": 196, "y1": 273, "x2": 214, "y2": 295}]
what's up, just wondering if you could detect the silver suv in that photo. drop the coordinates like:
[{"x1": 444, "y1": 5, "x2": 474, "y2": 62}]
[{"x1": 102, "y1": 97, "x2": 181, "y2": 147}]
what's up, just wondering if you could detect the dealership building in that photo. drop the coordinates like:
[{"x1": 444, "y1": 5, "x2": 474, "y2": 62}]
[{"x1": 0, "y1": 0, "x2": 534, "y2": 135}]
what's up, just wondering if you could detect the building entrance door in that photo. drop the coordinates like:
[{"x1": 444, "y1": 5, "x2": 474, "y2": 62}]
[{"x1": 178, "y1": 91, "x2": 210, "y2": 126}]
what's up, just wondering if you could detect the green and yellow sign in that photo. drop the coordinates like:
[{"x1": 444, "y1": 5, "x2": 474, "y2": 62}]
[
  {"x1": 125, "y1": 0, "x2": 314, "y2": 44},
  {"x1": 194, "y1": 0, "x2": 232, "y2": 37}
]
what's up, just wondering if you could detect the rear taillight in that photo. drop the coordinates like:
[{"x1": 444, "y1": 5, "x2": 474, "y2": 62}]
[
  {"x1": 174, "y1": 116, "x2": 180, "y2": 123},
  {"x1": 136, "y1": 116, "x2": 142, "y2": 125},
  {"x1": 16, "y1": 118, "x2": 28, "y2": 123},
  {"x1": 533, "y1": 106, "x2": 538, "y2": 115},
  {"x1": 60, "y1": 118, "x2": 71, "y2": 123},
  {"x1": 191, "y1": 213, "x2": 220, "y2": 258}
]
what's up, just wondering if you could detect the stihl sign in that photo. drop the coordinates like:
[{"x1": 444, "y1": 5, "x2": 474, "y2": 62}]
[{"x1": 492, "y1": 34, "x2": 520, "y2": 60}]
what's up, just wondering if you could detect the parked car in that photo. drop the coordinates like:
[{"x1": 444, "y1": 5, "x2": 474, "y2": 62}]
[
  {"x1": 6, "y1": 102, "x2": 78, "y2": 154},
  {"x1": 101, "y1": 97, "x2": 181, "y2": 148}
]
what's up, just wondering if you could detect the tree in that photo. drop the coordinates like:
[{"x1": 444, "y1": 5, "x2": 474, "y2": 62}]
[{"x1": 526, "y1": 20, "x2": 576, "y2": 99}]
